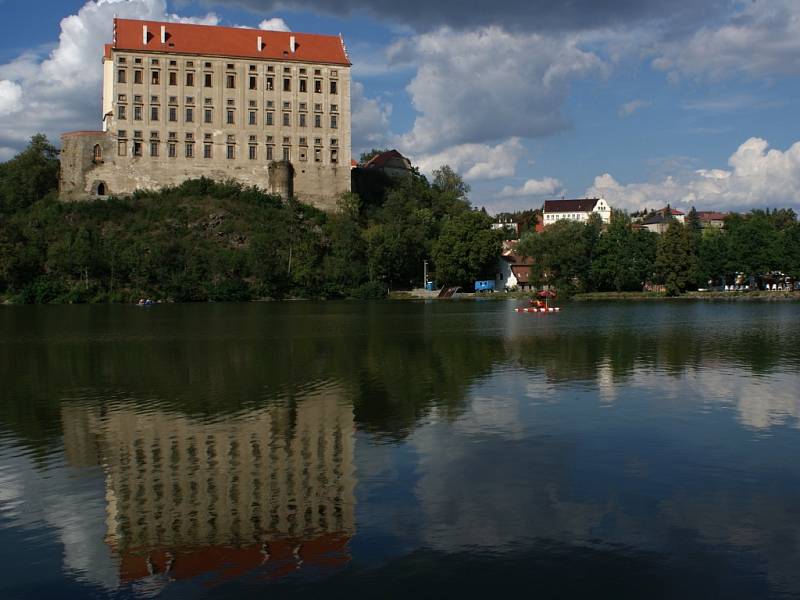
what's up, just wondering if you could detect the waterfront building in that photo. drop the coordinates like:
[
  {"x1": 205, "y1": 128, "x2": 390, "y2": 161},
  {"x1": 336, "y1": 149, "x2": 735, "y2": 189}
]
[
  {"x1": 542, "y1": 198, "x2": 611, "y2": 225},
  {"x1": 59, "y1": 18, "x2": 352, "y2": 210}
]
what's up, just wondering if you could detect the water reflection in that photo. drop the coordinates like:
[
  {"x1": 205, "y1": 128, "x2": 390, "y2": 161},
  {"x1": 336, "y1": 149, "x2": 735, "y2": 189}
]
[{"x1": 60, "y1": 387, "x2": 355, "y2": 592}]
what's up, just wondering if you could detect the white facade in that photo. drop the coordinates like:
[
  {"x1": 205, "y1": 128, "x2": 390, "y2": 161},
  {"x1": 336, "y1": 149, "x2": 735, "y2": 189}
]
[{"x1": 542, "y1": 198, "x2": 611, "y2": 225}]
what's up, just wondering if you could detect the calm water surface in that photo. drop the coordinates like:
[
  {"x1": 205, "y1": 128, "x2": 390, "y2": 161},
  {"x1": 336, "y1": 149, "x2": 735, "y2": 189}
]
[{"x1": 1, "y1": 301, "x2": 799, "y2": 599}]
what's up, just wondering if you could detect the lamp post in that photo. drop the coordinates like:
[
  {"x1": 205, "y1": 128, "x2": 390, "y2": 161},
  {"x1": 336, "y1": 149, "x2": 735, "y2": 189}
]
[{"x1": 423, "y1": 260, "x2": 428, "y2": 289}]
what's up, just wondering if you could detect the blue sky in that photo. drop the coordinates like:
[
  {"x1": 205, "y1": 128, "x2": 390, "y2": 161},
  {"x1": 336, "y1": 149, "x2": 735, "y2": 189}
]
[{"x1": 1, "y1": 0, "x2": 799, "y2": 214}]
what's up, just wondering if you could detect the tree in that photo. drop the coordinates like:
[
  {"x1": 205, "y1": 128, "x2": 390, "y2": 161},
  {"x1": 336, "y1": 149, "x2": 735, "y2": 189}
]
[
  {"x1": 655, "y1": 221, "x2": 697, "y2": 295},
  {"x1": 431, "y1": 210, "x2": 501, "y2": 286},
  {"x1": 590, "y1": 211, "x2": 656, "y2": 291},
  {"x1": 432, "y1": 165, "x2": 470, "y2": 201},
  {"x1": 0, "y1": 134, "x2": 60, "y2": 213}
]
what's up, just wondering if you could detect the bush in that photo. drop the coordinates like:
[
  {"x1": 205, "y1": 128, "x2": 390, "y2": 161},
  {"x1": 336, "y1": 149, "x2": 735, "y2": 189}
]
[{"x1": 350, "y1": 281, "x2": 387, "y2": 300}]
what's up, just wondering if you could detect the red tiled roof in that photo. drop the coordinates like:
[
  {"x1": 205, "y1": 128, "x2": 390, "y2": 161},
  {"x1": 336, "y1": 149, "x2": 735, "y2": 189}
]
[
  {"x1": 363, "y1": 149, "x2": 408, "y2": 169},
  {"x1": 112, "y1": 18, "x2": 350, "y2": 66},
  {"x1": 657, "y1": 206, "x2": 684, "y2": 216},
  {"x1": 543, "y1": 198, "x2": 600, "y2": 213}
]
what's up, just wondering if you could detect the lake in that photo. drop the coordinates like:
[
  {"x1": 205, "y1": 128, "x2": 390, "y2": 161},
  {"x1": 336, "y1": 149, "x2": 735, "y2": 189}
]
[{"x1": 1, "y1": 300, "x2": 799, "y2": 599}]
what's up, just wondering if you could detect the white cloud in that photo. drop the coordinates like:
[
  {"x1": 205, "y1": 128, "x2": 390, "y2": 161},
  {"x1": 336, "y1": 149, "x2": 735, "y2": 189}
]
[
  {"x1": 499, "y1": 175, "x2": 563, "y2": 198},
  {"x1": 390, "y1": 26, "x2": 605, "y2": 154},
  {"x1": 618, "y1": 99, "x2": 650, "y2": 117},
  {"x1": 653, "y1": 0, "x2": 800, "y2": 80},
  {"x1": 351, "y1": 81, "x2": 393, "y2": 153},
  {"x1": 587, "y1": 137, "x2": 800, "y2": 213},
  {"x1": 0, "y1": 0, "x2": 218, "y2": 154},
  {"x1": 258, "y1": 17, "x2": 291, "y2": 32},
  {"x1": 413, "y1": 137, "x2": 523, "y2": 181},
  {"x1": 0, "y1": 80, "x2": 23, "y2": 116}
]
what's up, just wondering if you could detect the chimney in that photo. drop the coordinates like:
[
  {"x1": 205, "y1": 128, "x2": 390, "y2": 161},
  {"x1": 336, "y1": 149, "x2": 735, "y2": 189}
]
[
  {"x1": 142, "y1": 25, "x2": 148, "y2": 45},
  {"x1": 290, "y1": 35, "x2": 296, "y2": 53},
  {"x1": 160, "y1": 25, "x2": 166, "y2": 44},
  {"x1": 257, "y1": 36, "x2": 264, "y2": 51}
]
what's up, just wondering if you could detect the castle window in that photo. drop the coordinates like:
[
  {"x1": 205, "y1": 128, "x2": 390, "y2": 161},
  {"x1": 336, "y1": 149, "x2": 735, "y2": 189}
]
[
  {"x1": 283, "y1": 136, "x2": 290, "y2": 144},
  {"x1": 134, "y1": 58, "x2": 142, "y2": 65},
  {"x1": 249, "y1": 76, "x2": 257, "y2": 90},
  {"x1": 150, "y1": 95, "x2": 159, "y2": 103},
  {"x1": 204, "y1": 109, "x2": 213, "y2": 123},
  {"x1": 299, "y1": 137, "x2": 307, "y2": 146},
  {"x1": 284, "y1": 67, "x2": 291, "y2": 73},
  {"x1": 249, "y1": 111, "x2": 256, "y2": 125},
  {"x1": 185, "y1": 96, "x2": 194, "y2": 105},
  {"x1": 151, "y1": 71, "x2": 160, "y2": 85},
  {"x1": 205, "y1": 98, "x2": 213, "y2": 105},
  {"x1": 204, "y1": 61, "x2": 212, "y2": 68},
  {"x1": 282, "y1": 113, "x2": 290, "y2": 126},
  {"x1": 267, "y1": 65, "x2": 274, "y2": 73},
  {"x1": 169, "y1": 71, "x2": 177, "y2": 86},
  {"x1": 117, "y1": 69, "x2": 126, "y2": 83},
  {"x1": 134, "y1": 70, "x2": 143, "y2": 84},
  {"x1": 314, "y1": 114, "x2": 321, "y2": 128},
  {"x1": 186, "y1": 61, "x2": 194, "y2": 67},
  {"x1": 93, "y1": 144, "x2": 102, "y2": 162},
  {"x1": 266, "y1": 145, "x2": 274, "y2": 160},
  {"x1": 227, "y1": 109, "x2": 235, "y2": 125},
  {"x1": 249, "y1": 64, "x2": 256, "y2": 71},
  {"x1": 150, "y1": 106, "x2": 159, "y2": 121},
  {"x1": 133, "y1": 141, "x2": 142, "y2": 156},
  {"x1": 226, "y1": 98, "x2": 235, "y2": 106},
  {"x1": 265, "y1": 111, "x2": 274, "y2": 126},
  {"x1": 299, "y1": 79, "x2": 307, "y2": 93},
  {"x1": 283, "y1": 78, "x2": 291, "y2": 92},
  {"x1": 186, "y1": 72, "x2": 194, "y2": 86},
  {"x1": 331, "y1": 138, "x2": 338, "y2": 146},
  {"x1": 249, "y1": 100, "x2": 257, "y2": 107},
  {"x1": 314, "y1": 103, "x2": 322, "y2": 112},
  {"x1": 204, "y1": 133, "x2": 213, "y2": 140},
  {"x1": 282, "y1": 101, "x2": 290, "y2": 110},
  {"x1": 299, "y1": 102, "x2": 307, "y2": 111},
  {"x1": 118, "y1": 57, "x2": 127, "y2": 64},
  {"x1": 169, "y1": 60, "x2": 177, "y2": 67},
  {"x1": 248, "y1": 145, "x2": 257, "y2": 160},
  {"x1": 226, "y1": 63, "x2": 234, "y2": 70},
  {"x1": 314, "y1": 137, "x2": 322, "y2": 146},
  {"x1": 282, "y1": 146, "x2": 290, "y2": 161},
  {"x1": 314, "y1": 69, "x2": 321, "y2": 76},
  {"x1": 118, "y1": 140, "x2": 127, "y2": 156},
  {"x1": 168, "y1": 96, "x2": 177, "y2": 104},
  {"x1": 266, "y1": 135, "x2": 273, "y2": 142},
  {"x1": 330, "y1": 80, "x2": 337, "y2": 94},
  {"x1": 314, "y1": 148, "x2": 321, "y2": 162},
  {"x1": 300, "y1": 68, "x2": 307, "y2": 75},
  {"x1": 331, "y1": 70, "x2": 337, "y2": 78},
  {"x1": 314, "y1": 79, "x2": 322, "y2": 93},
  {"x1": 265, "y1": 76, "x2": 274, "y2": 90},
  {"x1": 185, "y1": 107, "x2": 194, "y2": 122},
  {"x1": 330, "y1": 114, "x2": 338, "y2": 129},
  {"x1": 226, "y1": 74, "x2": 235, "y2": 89},
  {"x1": 118, "y1": 94, "x2": 127, "y2": 102},
  {"x1": 330, "y1": 104, "x2": 338, "y2": 113},
  {"x1": 185, "y1": 142, "x2": 194, "y2": 158},
  {"x1": 169, "y1": 107, "x2": 177, "y2": 122},
  {"x1": 204, "y1": 73, "x2": 212, "y2": 87},
  {"x1": 299, "y1": 148, "x2": 307, "y2": 161},
  {"x1": 168, "y1": 142, "x2": 176, "y2": 157},
  {"x1": 117, "y1": 105, "x2": 126, "y2": 120},
  {"x1": 151, "y1": 58, "x2": 159, "y2": 65},
  {"x1": 204, "y1": 144, "x2": 212, "y2": 158},
  {"x1": 150, "y1": 141, "x2": 159, "y2": 157},
  {"x1": 299, "y1": 113, "x2": 306, "y2": 127},
  {"x1": 266, "y1": 100, "x2": 274, "y2": 108},
  {"x1": 331, "y1": 149, "x2": 338, "y2": 163},
  {"x1": 134, "y1": 105, "x2": 142, "y2": 120},
  {"x1": 227, "y1": 145, "x2": 235, "y2": 159}
]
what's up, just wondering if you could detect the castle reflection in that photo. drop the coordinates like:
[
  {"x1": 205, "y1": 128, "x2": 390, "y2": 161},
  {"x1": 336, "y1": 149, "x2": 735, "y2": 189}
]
[{"x1": 61, "y1": 387, "x2": 356, "y2": 589}]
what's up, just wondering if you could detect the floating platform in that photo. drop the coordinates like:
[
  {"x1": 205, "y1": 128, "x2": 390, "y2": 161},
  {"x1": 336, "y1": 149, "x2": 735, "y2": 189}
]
[{"x1": 515, "y1": 307, "x2": 561, "y2": 313}]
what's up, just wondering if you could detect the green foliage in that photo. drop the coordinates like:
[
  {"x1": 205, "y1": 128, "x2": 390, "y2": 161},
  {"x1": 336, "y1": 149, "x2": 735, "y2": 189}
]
[
  {"x1": 431, "y1": 210, "x2": 502, "y2": 286},
  {"x1": 0, "y1": 134, "x2": 59, "y2": 214},
  {"x1": 655, "y1": 221, "x2": 698, "y2": 295},
  {"x1": 590, "y1": 211, "x2": 657, "y2": 291},
  {"x1": 432, "y1": 164, "x2": 471, "y2": 202}
]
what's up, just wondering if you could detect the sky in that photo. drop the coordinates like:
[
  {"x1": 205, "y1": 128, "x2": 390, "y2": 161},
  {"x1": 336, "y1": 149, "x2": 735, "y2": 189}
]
[{"x1": 0, "y1": 0, "x2": 799, "y2": 214}]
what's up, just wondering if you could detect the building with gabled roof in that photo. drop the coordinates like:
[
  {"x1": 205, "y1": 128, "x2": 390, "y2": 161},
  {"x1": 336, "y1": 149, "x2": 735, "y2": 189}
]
[
  {"x1": 60, "y1": 18, "x2": 352, "y2": 210},
  {"x1": 542, "y1": 197, "x2": 611, "y2": 225}
]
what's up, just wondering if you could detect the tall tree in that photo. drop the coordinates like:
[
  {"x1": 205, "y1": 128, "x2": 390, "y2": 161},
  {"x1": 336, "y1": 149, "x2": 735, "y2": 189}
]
[
  {"x1": 0, "y1": 134, "x2": 60, "y2": 213},
  {"x1": 432, "y1": 210, "x2": 501, "y2": 286},
  {"x1": 655, "y1": 221, "x2": 697, "y2": 295}
]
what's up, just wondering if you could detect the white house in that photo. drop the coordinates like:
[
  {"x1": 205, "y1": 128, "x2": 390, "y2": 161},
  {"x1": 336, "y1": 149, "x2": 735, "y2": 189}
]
[{"x1": 542, "y1": 198, "x2": 611, "y2": 225}]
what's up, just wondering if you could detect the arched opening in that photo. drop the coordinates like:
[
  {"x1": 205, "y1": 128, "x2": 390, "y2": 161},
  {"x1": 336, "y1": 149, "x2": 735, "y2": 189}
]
[
  {"x1": 93, "y1": 144, "x2": 102, "y2": 163},
  {"x1": 96, "y1": 182, "x2": 106, "y2": 196}
]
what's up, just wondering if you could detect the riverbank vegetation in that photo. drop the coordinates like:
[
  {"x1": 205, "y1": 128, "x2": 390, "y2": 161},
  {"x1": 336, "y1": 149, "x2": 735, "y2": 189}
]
[
  {"x1": 517, "y1": 209, "x2": 800, "y2": 296},
  {"x1": 0, "y1": 136, "x2": 502, "y2": 303}
]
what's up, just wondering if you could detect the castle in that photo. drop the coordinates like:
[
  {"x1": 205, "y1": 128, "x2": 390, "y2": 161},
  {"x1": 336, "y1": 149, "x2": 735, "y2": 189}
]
[{"x1": 59, "y1": 18, "x2": 352, "y2": 210}]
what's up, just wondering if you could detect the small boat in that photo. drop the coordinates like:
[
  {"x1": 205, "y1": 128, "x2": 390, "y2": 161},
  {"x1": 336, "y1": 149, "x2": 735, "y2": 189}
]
[{"x1": 515, "y1": 290, "x2": 560, "y2": 314}]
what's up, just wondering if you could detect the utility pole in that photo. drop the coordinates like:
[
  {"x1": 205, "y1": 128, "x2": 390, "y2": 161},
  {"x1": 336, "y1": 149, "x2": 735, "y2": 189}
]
[{"x1": 423, "y1": 260, "x2": 428, "y2": 289}]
